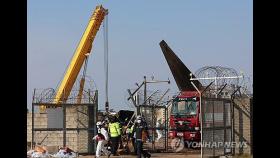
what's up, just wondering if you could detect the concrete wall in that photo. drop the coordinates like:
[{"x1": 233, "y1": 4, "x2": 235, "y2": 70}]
[
  {"x1": 27, "y1": 106, "x2": 92, "y2": 153},
  {"x1": 27, "y1": 113, "x2": 47, "y2": 144},
  {"x1": 233, "y1": 97, "x2": 252, "y2": 155}
]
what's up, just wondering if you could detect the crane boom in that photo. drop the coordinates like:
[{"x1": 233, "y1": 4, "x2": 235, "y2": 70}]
[{"x1": 53, "y1": 5, "x2": 108, "y2": 104}]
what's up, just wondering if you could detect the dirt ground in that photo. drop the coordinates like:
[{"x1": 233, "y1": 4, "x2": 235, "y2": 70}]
[
  {"x1": 78, "y1": 140, "x2": 201, "y2": 158},
  {"x1": 78, "y1": 152, "x2": 200, "y2": 158}
]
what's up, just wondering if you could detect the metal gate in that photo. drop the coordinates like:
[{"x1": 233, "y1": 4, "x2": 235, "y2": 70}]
[
  {"x1": 139, "y1": 105, "x2": 169, "y2": 152},
  {"x1": 201, "y1": 98, "x2": 232, "y2": 157}
]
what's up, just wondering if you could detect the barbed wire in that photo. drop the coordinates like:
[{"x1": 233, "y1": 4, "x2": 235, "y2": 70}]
[{"x1": 194, "y1": 66, "x2": 252, "y2": 96}]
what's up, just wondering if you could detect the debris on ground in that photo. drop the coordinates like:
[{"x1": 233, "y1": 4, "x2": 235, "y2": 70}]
[
  {"x1": 27, "y1": 145, "x2": 50, "y2": 158},
  {"x1": 27, "y1": 146, "x2": 77, "y2": 158},
  {"x1": 52, "y1": 147, "x2": 77, "y2": 158}
]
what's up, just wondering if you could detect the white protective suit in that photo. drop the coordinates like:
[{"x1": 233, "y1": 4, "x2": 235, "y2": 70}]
[
  {"x1": 93, "y1": 127, "x2": 110, "y2": 158},
  {"x1": 156, "y1": 121, "x2": 162, "y2": 142}
]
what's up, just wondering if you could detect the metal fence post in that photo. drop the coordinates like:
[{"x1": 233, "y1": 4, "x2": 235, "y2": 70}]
[
  {"x1": 165, "y1": 107, "x2": 167, "y2": 152},
  {"x1": 31, "y1": 89, "x2": 36, "y2": 149},
  {"x1": 63, "y1": 104, "x2": 66, "y2": 147},
  {"x1": 223, "y1": 101, "x2": 226, "y2": 155},
  {"x1": 250, "y1": 97, "x2": 253, "y2": 155},
  {"x1": 190, "y1": 81, "x2": 202, "y2": 157},
  {"x1": 32, "y1": 102, "x2": 34, "y2": 148},
  {"x1": 212, "y1": 101, "x2": 215, "y2": 156},
  {"x1": 232, "y1": 98, "x2": 235, "y2": 155},
  {"x1": 94, "y1": 90, "x2": 98, "y2": 152}
]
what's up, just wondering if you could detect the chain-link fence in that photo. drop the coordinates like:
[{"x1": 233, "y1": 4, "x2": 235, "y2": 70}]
[
  {"x1": 201, "y1": 98, "x2": 232, "y2": 157},
  {"x1": 139, "y1": 105, "x2": 169, "y2": 152},
  {"x1": 232, "y1": 96, "x2": 253, "y2": 155}
]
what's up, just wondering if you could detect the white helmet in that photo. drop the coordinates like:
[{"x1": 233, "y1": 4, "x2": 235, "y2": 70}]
[
  {"x1": 136, "y1": 119, "x2": 142, "y2": 124},
  {"x1": 190, "y1": 111, "x2": 196, "y2": 115},
  {"x1": 136, "y1": 115, "x2": 142, "y2": 120},
  {"x1": 96, "y1": 121, "x2": 102, "y2": 126},
  {"x1": 135, "y1": 115, "x2": 142, "y2": 124}
]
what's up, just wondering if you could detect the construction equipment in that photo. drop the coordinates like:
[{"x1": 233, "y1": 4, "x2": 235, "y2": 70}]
[
  {"x1": 39, "y1": 5, "x2": 108, "y2": 112},
  {"x1": 159, "y1": 40, "x2": 203, "y2": 144}
]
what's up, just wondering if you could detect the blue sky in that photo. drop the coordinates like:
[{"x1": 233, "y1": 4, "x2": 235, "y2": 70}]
[{"x1": 27, "y1": 0, "x2": 253, "y2": 111}]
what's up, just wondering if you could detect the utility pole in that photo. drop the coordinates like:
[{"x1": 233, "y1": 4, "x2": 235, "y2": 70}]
[
  {"x1": 143, "y1": 76, "x2": 147, "y2": 116},
  {"x1": 143, "y1": 76, "x2": 147, "y2": 105},
  {"x1": 127, "y1": 76, "x2": 170, "y2": 116}
]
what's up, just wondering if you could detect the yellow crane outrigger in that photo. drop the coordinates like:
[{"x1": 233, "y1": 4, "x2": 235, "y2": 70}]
[{"x1": 40, "y1": 5, "x2": 108, "y2": 112}]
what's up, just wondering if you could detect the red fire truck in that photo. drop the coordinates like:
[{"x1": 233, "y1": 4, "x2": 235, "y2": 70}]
[{"x1": 169, "y1": 91, "x2": 201, "y2": 142}]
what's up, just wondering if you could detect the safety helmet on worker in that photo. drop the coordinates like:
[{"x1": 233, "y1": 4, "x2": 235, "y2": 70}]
[
  {"x1": 136, "y1": 115, "x2": 142, "y2": 120},
  {"x1": 110, "y1": 116, "x2": 117, "y2": 123},
  {"x1": 135, "y1": 115, "x2": 142, "y2": 124},
  {"x1": 96, "y1": 121, "x2": 102, "y2": 126}
]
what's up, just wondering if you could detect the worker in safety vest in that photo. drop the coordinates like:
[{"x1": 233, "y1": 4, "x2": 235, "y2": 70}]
[
  {"x1": 135, "y1": 115, "x2": 151, "y2": 158},
  {"x1": 108, "y1": 116, "x2": 121, "y2": 156},
  {"x1": 92, "y1": 121, "x2": 111, "y2": 158},
  {"x1": 116, "y1": 120, "x2": 124, "y2": 149},
  {"x1": 126, "y1": 123, "x2": 136, "y2": 154}
]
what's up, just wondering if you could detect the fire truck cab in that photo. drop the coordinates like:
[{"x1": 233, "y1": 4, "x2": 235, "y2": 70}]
[{"x1": 169, "y1": 91, "x2": 201, "y2": 143}]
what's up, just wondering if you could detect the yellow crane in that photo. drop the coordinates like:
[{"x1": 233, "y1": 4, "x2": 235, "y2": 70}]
[{"x1": 40, "y1": 5, "x2": 108, "y2": 112}]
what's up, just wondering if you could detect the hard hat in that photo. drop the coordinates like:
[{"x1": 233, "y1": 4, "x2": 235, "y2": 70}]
[
  {"x1": 96, "y1": 121, "x2": 102, "y2": 126},
  {"x1": 136, "y1": 115, "x2": 142, "y2": 120},
  {"x1": 135, "y1": 115, "x2": 141, "y2": 123},
  {"x1": 190, "y1": 112, "x2": 196, "y2": 115},
  {"x1": 136, "y1": 119, "x2": 142, "y2": 124}
]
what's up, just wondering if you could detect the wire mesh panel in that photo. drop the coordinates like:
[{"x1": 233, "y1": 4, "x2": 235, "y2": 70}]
[
  {"x1": 47, "y1": 108, "x2": 63, "y2": 128},
  {"x1": 32, "y1": 131, "x2": 63, "y2": 154},
  {"x1": 213, "y1": 101, "x2": 224, "y2": 127},
  {"x1": 65, "y1": 105, "x2": 95, "y2": 154},
  {"x1": 213, "y1": 101, "x2": 226, "y2": 155},
  {"x1": 139, "y1": 105, "x2": 168, "y2": 152},
  {"x1": 201, "y1": 98, "x2": 232, "y2": 157},
  {"x1": 76, "y1": 130, "x2": 90, "y2": 153},
  {"x1": 201, "y1": 100, "x2": 214, "y2": 157},
  {"x1": 232, "y1": 97, "x2": 252, "y2": 155},
  {"x1": 225, "y1": 103, "x2": 231, "y2": 127},
  {"x1": 214, "y1": 129, "x2": 225, "y2": 156}
]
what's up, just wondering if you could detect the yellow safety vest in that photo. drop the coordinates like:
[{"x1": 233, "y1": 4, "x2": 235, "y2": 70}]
[
  {"x1": 117, "y1": 122, "x2": 122, "y2": 133},
  {"x1": 109, "y1": 122, "x2": 121, "y2": 137},
  {"x1": 129, "y1": 124, "x2": 134, "y2": 133}
]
